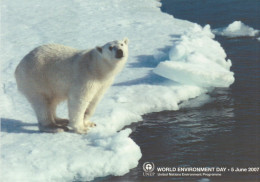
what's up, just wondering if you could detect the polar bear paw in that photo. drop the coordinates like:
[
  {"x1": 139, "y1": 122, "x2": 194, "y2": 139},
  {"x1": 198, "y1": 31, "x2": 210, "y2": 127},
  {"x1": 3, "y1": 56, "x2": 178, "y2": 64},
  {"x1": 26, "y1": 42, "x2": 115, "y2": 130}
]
[
  {"x1": 55, "y1": 118, "x2": 69, "y2": 127},
  {"x1": 71, "y1": 122, "x2": 96, "y2": 134},
  {"x1": 84, "y1": 121, "x2": 97, "y2": 128},
  {"x1": 39, "y1": 123, "x2": 69, "y2": 133},
  {"x1": 73, "y1": 127, "x2": 88, "y2": 134}
]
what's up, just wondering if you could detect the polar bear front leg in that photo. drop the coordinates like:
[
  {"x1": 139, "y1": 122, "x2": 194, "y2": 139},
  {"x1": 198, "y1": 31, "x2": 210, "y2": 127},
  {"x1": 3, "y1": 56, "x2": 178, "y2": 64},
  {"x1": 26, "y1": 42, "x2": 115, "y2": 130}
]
[
  {"x1": 68, "y1": 85, "x2": 97, "y2": 134},
  {"x1": 68, "y1": 97, "x2": 89, "y2": 134},
  {"x1": 84, "y1": 87, "x2": 106, "y2": 127}
]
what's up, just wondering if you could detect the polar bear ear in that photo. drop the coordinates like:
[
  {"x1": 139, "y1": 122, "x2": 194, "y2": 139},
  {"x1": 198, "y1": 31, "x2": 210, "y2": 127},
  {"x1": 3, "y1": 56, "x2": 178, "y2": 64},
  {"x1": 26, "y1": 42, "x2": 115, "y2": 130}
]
[
  {"x1": 123, "y1": 37, "x2": 129, "y2": 45},
  {"x1": 96, "y1": 46, "x2": 102, "y2": 54}
]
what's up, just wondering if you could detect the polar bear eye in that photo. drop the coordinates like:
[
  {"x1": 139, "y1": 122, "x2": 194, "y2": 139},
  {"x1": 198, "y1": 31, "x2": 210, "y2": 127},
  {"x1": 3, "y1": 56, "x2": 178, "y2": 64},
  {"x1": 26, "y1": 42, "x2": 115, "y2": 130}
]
[
  {"x1": 109, "y1": 46, "x2": 113, "y2": 51},
  {"x1": 121, "y1": 44, "x2": 123, "y2": 46}
]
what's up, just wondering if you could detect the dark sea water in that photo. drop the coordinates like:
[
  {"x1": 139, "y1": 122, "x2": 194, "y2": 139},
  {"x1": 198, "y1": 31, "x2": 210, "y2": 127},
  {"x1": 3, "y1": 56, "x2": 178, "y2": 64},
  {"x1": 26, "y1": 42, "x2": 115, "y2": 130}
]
[{"x1": 102, "y1": 1, "x2": 260, "y2": 181}]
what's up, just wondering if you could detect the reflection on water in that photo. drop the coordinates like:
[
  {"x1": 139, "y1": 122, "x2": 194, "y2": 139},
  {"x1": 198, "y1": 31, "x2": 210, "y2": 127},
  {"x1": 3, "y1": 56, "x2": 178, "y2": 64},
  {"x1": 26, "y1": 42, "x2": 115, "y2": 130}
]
[
  {"x1": 134, "y1": 89, "x2": 237, "y2": 166},
  {"x1": 103, "y1": 86, "x2": 259, "y2": 181}
]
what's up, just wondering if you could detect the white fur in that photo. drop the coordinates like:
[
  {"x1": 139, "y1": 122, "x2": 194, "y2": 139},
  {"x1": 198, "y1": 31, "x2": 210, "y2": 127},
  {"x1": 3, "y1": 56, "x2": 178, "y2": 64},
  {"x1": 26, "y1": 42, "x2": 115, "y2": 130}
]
[{"x1": 15, "y1": 38, "x2": 129, "y2": 134}]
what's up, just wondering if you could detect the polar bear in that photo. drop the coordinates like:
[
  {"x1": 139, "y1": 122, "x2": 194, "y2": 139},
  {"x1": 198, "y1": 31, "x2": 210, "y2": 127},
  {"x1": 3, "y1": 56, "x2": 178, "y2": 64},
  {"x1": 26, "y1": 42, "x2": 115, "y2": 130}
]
[{"x1": 15, "y1": 38, "x2": 129, "y2": 134}]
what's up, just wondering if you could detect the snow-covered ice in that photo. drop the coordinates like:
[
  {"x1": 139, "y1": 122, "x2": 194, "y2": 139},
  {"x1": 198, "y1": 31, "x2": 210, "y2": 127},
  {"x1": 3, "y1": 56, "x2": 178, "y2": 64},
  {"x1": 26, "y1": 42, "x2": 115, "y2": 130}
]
[
  {"x1": 0, "y1": 0, "x2": 234, "y2": 181},
  {"x1": 213, "y1": 21, "x2": 259, "y2": 38},
  {"x1": 154, "y1": 25, "x2": 234, "y2": 87}
]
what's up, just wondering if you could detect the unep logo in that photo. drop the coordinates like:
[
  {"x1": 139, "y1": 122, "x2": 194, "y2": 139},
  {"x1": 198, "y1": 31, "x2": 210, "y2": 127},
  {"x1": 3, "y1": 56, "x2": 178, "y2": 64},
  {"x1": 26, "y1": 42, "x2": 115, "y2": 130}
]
[{"x1": 143, "y1": 162, "x2": 155, "y2": 172}]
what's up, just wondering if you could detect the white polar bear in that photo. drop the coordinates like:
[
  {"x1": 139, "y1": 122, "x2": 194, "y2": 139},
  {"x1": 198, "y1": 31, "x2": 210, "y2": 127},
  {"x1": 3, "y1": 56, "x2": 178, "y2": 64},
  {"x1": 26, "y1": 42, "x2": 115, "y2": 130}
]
[{"x1": 15, "y1": 38, "x2": 129, "y2": 134}]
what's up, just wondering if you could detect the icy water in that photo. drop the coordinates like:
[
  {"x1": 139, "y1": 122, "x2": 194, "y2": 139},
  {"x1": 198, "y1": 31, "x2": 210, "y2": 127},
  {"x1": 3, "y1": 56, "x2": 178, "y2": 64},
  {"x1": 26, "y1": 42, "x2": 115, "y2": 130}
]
[{"x1": 102, "y1": 1, "x2": 260, "y2": 181}]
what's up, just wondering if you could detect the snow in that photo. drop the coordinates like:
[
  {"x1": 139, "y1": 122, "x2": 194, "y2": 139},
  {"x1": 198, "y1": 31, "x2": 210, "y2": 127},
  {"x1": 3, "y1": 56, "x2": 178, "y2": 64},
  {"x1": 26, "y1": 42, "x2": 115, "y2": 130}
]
[
  {"x1": 0, "y1": 0, "x2": 233, "y2": 181},
  {"x1": 213, "y1": 21, "x2": 259, "y2": 38},
  {"x1": 1, "y1": 129, "x2": 140, "y2": 182},
  {"x1": 154, "y1": 25, "x2": 234, "y2": 87}
]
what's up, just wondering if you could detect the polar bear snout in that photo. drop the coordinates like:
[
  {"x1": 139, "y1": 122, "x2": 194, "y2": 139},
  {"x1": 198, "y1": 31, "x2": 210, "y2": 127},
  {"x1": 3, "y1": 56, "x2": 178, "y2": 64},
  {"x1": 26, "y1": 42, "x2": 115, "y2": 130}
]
[
  {"x1": 116, "y1": 49, "x2": 124, "y2": 59},
  {"x1": 102, "y1": 38, "x2": 129, "y2": 61}
]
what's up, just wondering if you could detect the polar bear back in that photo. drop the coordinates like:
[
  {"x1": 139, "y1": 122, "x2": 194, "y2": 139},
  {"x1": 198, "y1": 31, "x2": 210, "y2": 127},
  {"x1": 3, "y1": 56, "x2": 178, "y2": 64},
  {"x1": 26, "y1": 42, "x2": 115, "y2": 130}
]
[{"x1": 15, "y1": 44, "x2": 80, "y2": 99}]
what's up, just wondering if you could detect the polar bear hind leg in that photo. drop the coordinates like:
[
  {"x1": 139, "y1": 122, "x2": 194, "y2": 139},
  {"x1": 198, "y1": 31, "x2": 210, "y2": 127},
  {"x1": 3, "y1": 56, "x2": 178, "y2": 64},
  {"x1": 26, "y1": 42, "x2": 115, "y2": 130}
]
[{"x1": 26, "y1": 93, "x2": 68, "y2": 133}]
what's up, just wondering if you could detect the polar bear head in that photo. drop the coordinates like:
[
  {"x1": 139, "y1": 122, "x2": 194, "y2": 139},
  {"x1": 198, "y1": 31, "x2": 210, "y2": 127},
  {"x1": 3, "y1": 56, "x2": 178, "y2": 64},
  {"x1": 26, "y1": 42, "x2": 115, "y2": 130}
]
[{"x1": 96, "y1": 38, "x2": 129, "y2": 63}]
